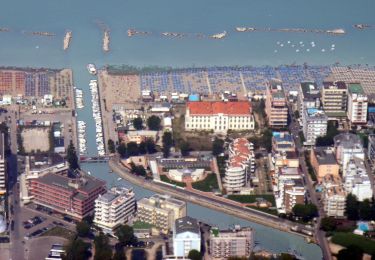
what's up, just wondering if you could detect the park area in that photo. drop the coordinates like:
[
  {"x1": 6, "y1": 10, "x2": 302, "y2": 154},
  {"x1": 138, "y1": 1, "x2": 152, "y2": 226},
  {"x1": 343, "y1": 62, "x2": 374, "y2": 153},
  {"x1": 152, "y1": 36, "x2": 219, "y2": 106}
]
[
  {"x1": 228, "y1": 194, "x2": 278, "y2": 215},
  {"x1": 331, "y1": 232, "x2": 375, "y2": 255},
  {"x1": 21, "y1": 127, "x2": 51, "y2": 153}
]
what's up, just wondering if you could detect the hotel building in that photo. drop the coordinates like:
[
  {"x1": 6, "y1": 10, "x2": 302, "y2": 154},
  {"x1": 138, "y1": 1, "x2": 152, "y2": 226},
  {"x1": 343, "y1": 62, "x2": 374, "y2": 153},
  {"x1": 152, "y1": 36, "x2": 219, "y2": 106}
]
[
  {"x1": 184, "y1": 101, "x2": 254, "y2": 133},
  {"x1": 173, "y1": 217, "x2": 201, "y2": 257},
  {"x1": 302, "y1": 108, "x2": 328, "y2": 146},
  {"x1": 137, "y1": 194, "x2": 186, "y2": 234},
  {"x1": 94, "y1": 186, "x2": 136, "y2": 234},
  {"x1": 265, "y1": 81, "x2": 288, "y2": 128},
  {"x1": 347, "y1": 83, "x2": 368, "y2": 124},
  {"x1": 322, "y1": 81, "x2": 348, "y2": 120}
]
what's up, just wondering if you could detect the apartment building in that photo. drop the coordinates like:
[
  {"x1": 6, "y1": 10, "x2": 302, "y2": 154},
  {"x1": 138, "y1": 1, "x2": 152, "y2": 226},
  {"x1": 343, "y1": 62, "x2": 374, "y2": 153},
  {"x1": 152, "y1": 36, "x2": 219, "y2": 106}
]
[
  {"x1": 321, "y1": 174, "x2": 345, "y2": 217},
  {"x1": 224, "y1": 138, "x2": 255, "y2": 193},
  {"x1": 302, "y1": 108, "x2": 328, "y2": 146},
  {"x1": 322, "y1": 81, "x2": 348, "y2": 120},
  {"x1": 272, "y1": 132, "x2": 295, "y2": 153},
  {"x1": 368, "y1": 134, "x2": 375, "y2": 165},
  {"x1": 284, "y1": 179, "x2": 305, "y2": 213},
  {"x1": 94, "y1": 186, "x2": 136, "y2": 234},
  {"x1": 30, "y1": 172, "x2": 106, "y2": 220},
  {"x1": 334, "y1": 133, "x2": 365, "y2": 173},
  {"x1": 310, "y1": 147, "x2": 339, "y2": 182},
  {"x1": 173, "y1": 217, "x2": 201, "y2": 257},
  {"x1": 344, "y1": 158, "x2": 373, "y2": 201},
  {"x1": 209, "y1": 227, "x2": 254, "y2": 260},
  {"x1": 184, "y1": 101, "x2": 254, "y2": 133},
  {"x1": 298, "y1": 82, "x2": 321, "y2": 120},
  {"x1": 137, "y1": 194, "x2": 186, "y2": 234},
  {"x1": 0, "y1": 133, "x2": 6, "y2": 196},
  {"x1": 265, "y1": 81, "x2": 288, "y2": 128},
  {"x1": 347, "y1": 83, "x2": 368, "y2": 125}
]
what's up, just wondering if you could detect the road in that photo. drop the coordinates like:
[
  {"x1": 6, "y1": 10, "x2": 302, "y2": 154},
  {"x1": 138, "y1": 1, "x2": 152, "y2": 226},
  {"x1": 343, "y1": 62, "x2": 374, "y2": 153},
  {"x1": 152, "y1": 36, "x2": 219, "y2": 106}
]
[{"x1": 288, "y1": 105, "x2": 331, "y2": 260}]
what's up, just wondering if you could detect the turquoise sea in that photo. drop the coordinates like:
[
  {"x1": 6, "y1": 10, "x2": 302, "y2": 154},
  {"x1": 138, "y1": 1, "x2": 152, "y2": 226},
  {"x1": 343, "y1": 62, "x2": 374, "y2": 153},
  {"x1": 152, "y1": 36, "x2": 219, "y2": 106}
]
[{"x1": 1, "y1": 0, "x2": 374, "y2": 259}]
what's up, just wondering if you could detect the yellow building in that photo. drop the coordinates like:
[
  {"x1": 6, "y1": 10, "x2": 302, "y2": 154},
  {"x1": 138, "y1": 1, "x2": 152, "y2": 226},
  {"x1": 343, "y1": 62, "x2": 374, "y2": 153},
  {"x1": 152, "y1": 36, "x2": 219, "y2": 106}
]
[{"x1": 310, "y1": 147, "x2": 339, "y2": 182}]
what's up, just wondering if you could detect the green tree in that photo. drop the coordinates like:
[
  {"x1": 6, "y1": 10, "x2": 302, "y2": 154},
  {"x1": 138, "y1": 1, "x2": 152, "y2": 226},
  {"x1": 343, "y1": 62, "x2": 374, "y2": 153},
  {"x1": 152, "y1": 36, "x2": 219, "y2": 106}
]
[
  {"x1": 162, "y1": 132, "x2": 173, "y2": 158},
  {"x1": 180, "y1": 140, "x2": 190, "y2": 156},
  {"x1": 76, "y1": 220, "x2": 90, "y2": 237},
  {"x1": 107, "y1": 139, "x2": 116, "y2": 154},
  {"x1": 133, "y1": 117, "x2": 143, "y2": 130},
  {"x1": 337, "y1": 245, "x2": 363, "y2": 260},
  {"x1": 115, "y1": 225, "x2": 137, "y2": 246},
  {"x1": 320, "y1": 217, "x2": 336, "y2": 232},
  {"x1": 66, "y1": 141, "x2": 80, "y2": 170},
  {"x1": 260, "y1": 129, "x2": 273, "y2": 152},
  {"x1": 117, "y1": 143, "x2": 127, "y2": 158},
  {"x1": 94, "y1": 233, "x2": 112, "y2": 260},
  {"x1": 130, "y1": 163, "x2": 147, "y2": 177},
  {"x1": 279, "y1": 253, "x2": 297, "y2": 260},
  {"x1": 112, "y1": 244, "x2": 126, "y2": 260},
  {"x1": 145, "y1": 139, "x2": 156, "y2": 154},
  {"x1": 62, "y1": 238, "x2": 91, "y2": 260},
  {"x1": 126, "y1": 142, "x2": 139, "y2": 156},
  {"x1": 212, "y1": 138, "x2": 224, "y2": 156},
  {"x1": 292, "y1": 203, "x2": 318, "y2": 222},
  {"x1": 139, "y1": 141, "x2": 147, "y2": 155},
  {"x1": 359, "y1": 199, "x2": 372, "y2": 220},
  {"x1": 147, "y1": 115, "x2": 161, "y2": 131},
  {"x1": 346, "y1": 194, "x2": 359, "y2": 221},
  {"x1": 316, "y1": 121, "x2": 339, "y2": 146},
  {"x1": 187, "y1": 249, "x2": 202, "y2": 260}
]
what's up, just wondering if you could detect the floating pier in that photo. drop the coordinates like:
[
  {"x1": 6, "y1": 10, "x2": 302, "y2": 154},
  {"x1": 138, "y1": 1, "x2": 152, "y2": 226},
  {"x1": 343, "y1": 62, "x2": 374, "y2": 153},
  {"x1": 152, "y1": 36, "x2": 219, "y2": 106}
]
[{"x1": 63, "y1": 30, "x2": 72, "y2": 50}]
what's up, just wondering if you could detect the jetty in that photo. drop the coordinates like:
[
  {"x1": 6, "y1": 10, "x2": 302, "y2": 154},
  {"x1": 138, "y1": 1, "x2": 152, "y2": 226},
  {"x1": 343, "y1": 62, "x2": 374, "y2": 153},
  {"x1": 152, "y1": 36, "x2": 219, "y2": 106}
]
[
  {"x1": 63, "y1": 30, "x2": 72, "y2": 51},
  {"x1": 25, "y1": 31, "x2": 56, "y2": 37},
  {"x1": 234, "y1": 26, "x2": 346, "y2": 35},
  {"x1": 103, "y1": 30, "x2": 110, "y2": 52}
]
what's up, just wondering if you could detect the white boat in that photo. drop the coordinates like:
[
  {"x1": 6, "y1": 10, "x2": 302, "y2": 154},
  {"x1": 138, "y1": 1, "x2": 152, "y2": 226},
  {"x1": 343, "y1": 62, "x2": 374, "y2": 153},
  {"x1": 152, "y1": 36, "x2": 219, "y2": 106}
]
[
  {"x1": 87, "y1": 64, "x2": 97, "y2": 75},
  {"x1": 117, "y1": 177, "x2": 122, "y2": 181},
  {"x1": 235, "y1": 27, "x2": 247, "y2": 32},
  {"x1": 211, "y1": 31, "x2": 227, "y2": 39}
]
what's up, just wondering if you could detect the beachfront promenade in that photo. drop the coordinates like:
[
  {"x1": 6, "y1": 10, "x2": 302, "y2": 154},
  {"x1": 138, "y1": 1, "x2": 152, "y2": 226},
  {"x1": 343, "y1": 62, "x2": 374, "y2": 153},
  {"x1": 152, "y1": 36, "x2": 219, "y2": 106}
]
[{"x1": 109, "y1": 156, "x2": 309, "y2": 237}]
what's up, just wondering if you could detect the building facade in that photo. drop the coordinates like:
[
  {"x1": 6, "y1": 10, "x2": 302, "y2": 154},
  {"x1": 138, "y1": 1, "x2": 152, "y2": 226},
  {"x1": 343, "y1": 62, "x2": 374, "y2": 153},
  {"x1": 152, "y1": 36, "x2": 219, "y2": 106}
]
[
  {"x1": 284, "y1": 179, "x2": 305, "y2": 213},
  {"x1": 173, "y1": 217, "x2": 201, "y2": 257},
  {"x1": 185, "y1": 101, "x2": 254, "y2": 133},
  {"x1": 310, "y1": 147, "x2": 339, "y2": 181},
  {"x1": 265, "y1": 81, "x2": 288, "y2": 128},
  {"x1": 209, "y1": 227, "x2": 254, "y2": 260},
  {"x1": 224, "y1": 138, "x2": 255, "y2": 193},
  {"x1": 94, "y1": 186, "x2": 136, "y2": 234},
  {"x1": 344, "y1": 158, "x2": 373, "y2": 201},
  {"x1": 0, "y1": 133, "x2": 6, "y2": 196},
  {"x1": 368, "y1": 134, "x2": 375, "y2": 166},
  {"x1": 302, "y1": 108, "x2": 328, "y2": 146},
  {"x1": 30, "y1": 172, "x2": 106, "y2": 220},
  {"x1": 322, "y1": 81, "x2": 348, "y2": 120},
  {"x1": 137, "y1": 194, "x2": 186, "y2": 234},
  {"x1": 322, "y1": 174, "x2": 346, "y2": 217},
  {"x1": 334, "y1": 133, "x2": 365, "y2": 173},
  {"x1": 347, "y1": 83, "x2": 368, "y2": 124}
]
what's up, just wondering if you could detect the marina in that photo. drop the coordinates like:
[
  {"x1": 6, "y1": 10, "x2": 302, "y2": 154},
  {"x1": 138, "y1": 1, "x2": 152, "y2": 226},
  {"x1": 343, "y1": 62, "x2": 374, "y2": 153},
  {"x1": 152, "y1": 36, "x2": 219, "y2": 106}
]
[
  {"x1": 75, "y1": 88, "x2": 84, "y2": 109},
  {"x1": 77, "y1": 120, "x2": 87, "y2": 155},
  {"x1": 89, "y1": 79, "x2": 105, "y2": 156},
  {"x1": 63, "y1": 30, "x2": 72, "y2": 50}
]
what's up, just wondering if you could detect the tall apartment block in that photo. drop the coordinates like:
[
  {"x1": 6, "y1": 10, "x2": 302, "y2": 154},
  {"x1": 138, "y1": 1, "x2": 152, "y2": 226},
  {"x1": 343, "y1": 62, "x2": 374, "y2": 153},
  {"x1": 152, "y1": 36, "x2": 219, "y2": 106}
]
[
  {"x1": 347, "y1": 83, "x2": 368, "y2": 125},
  {"x1": 322, "y1": 81, "x2": 348, "y2": 121},
  {"x1": 0, "y1": 133, "x2": 6, "y2": 196},
  {"x1": 265, "y1": 81, "x2": 288, "y2": 128}
]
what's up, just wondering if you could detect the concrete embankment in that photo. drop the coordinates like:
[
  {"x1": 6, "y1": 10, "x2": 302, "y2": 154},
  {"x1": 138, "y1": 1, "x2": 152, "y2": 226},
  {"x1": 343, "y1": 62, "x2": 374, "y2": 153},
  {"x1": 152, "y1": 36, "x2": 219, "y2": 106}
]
[{"x1": 109, "y1": 159, "x2": 303, "y2": 235}]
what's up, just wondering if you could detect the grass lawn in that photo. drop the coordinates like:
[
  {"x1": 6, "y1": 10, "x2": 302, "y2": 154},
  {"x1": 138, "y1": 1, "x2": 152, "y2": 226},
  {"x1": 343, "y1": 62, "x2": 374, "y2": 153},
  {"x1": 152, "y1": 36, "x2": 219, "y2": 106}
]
[
  {"x1": 228, "y1": 194, "x2": 276, "y2": 206},
  {"x1": 41, "y1": 226, "x2": 76, "y2": 240},
  {"x1": 247, "y1": 206, "x2": 278, "y2": 216},
  {"x1": 331, "y1": 232, "x2": 375, "y2": 255},
  {"x1": 133, "y1": 221, "x2": 154, "y2": 229},
  {"x1": 192, "y1": 174, "x2": 219, "y2": 192},
  {"x1": 160, "y1": 175, "x2": 186, "y2": 187}
]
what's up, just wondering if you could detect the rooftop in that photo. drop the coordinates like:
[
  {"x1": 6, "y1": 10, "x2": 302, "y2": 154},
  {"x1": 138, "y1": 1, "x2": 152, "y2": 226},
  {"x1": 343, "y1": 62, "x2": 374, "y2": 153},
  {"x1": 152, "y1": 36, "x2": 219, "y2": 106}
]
[
  {"x1": 348, "y1": 83, "x2": 365, "y2": 95},
  {"x1": 313, "y1": 147, "x2": 337, "y2": 165},
  {"x1": 323, "y1": 81, "x2": 348, "y2": 90},
  {"x1": 187, "y1": 101, "x2": 251, "y2": 115},
  {"x1": 306, "y1": 108, "x2": 327, "y2": 118},
  {"x1": 300, "y1": 82, "x2": 320, "y2": 100},
  {"x1": 273, "y1": 132, "x2": 294, "y2": 143},
  {"x1": 175, "y1": 216, "x2": 200, "y2": 235},
  {"x1": 334, "y1": 133, "x2": 363, "y2": 149}
]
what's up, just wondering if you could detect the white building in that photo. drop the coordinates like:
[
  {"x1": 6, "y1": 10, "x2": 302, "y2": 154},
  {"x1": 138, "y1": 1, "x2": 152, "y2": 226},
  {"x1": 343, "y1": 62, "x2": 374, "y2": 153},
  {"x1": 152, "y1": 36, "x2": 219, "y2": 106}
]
[
  {"x1": 321, "y1": 174, "x2": 346, "y2": 217},
  {"x1": 298, "y1": 82, "x2": 321, "y2": 122},
  {"x1": 185, "y1": 101, "x2": 254, "y2": 133},
  {"x1": 224, "y1": 138, "x2": 255, "y2": 193},
  {"x1": 347, "y1": 83, "x2": 368, "y2": 125},
  {"x1": 334, "y1": 133, "x2": 365, "y2": 173},
  {"x1": 368, "y1": 134, "x2": 375, "y2": 166},
  {"x1": 173, "y1": 217, "x2": 201, "y2": 257},
  {"x1": 265, "y1": 80, "x2": 288, "y2": 128},
  {"x1": 0, "y1": 133, "x2": 6, "y2": 196},
  {"x1": 302, "y1": 108, "x2": 328, "y2": 146},
  {"x1": 94, "y1": 186, "x2": 136, "y2": 234},
  {"x1": 344, "y1": 158, "x2": 373, "y2": 201}
]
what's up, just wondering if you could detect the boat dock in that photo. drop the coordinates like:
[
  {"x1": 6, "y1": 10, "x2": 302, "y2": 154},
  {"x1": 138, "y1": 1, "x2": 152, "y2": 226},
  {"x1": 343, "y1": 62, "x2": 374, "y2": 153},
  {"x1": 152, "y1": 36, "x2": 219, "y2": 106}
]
[
  {"x1": 63, "y1": 30, "x2": 72, "y2": 50},
  {"x1": 103, "y1": 30, "x2": 110, "y2": 52}
]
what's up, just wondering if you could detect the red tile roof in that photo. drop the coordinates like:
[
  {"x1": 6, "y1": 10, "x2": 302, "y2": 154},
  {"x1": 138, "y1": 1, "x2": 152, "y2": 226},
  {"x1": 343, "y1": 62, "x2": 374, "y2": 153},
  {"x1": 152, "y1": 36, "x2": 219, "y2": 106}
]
[{"x1": 187, "y1": 101, "x2": 251, "y2": 115}]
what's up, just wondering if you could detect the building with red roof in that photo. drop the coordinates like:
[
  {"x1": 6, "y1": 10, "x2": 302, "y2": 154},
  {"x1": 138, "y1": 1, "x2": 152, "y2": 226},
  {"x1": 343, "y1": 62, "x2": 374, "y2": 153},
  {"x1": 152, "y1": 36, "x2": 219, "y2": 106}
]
[{"x1": 185, "y1": 101, "x2": 254, "y2": 133}]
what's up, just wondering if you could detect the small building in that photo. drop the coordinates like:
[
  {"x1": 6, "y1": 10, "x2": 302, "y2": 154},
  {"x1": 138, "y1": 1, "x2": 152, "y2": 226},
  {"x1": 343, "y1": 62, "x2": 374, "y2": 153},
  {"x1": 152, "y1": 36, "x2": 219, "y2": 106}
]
[
  {"x1": 344, "y1": 158, "x2": 373, "y2": 201},
  {"x1": 310, "y1": 147, "x2": 339, "y2": 182},
  {"x1": 274, "y1": 151, "x2": 299, "y2": 168},
  {"x1": 168, "y1": 168, "x2": 205, "y2": 182},
  {"x1": 209, "y1": 226, "x2": 254, "y2": 260},
  {"x1": 173, "y1": 216, "x2": 201, "y2": 257},
  {"x1": 272, "y1": 132, "x2": 295, "y2": 153},
  {"x1": 123, "y1": 130, "x2": 158, "y2": 145}
]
